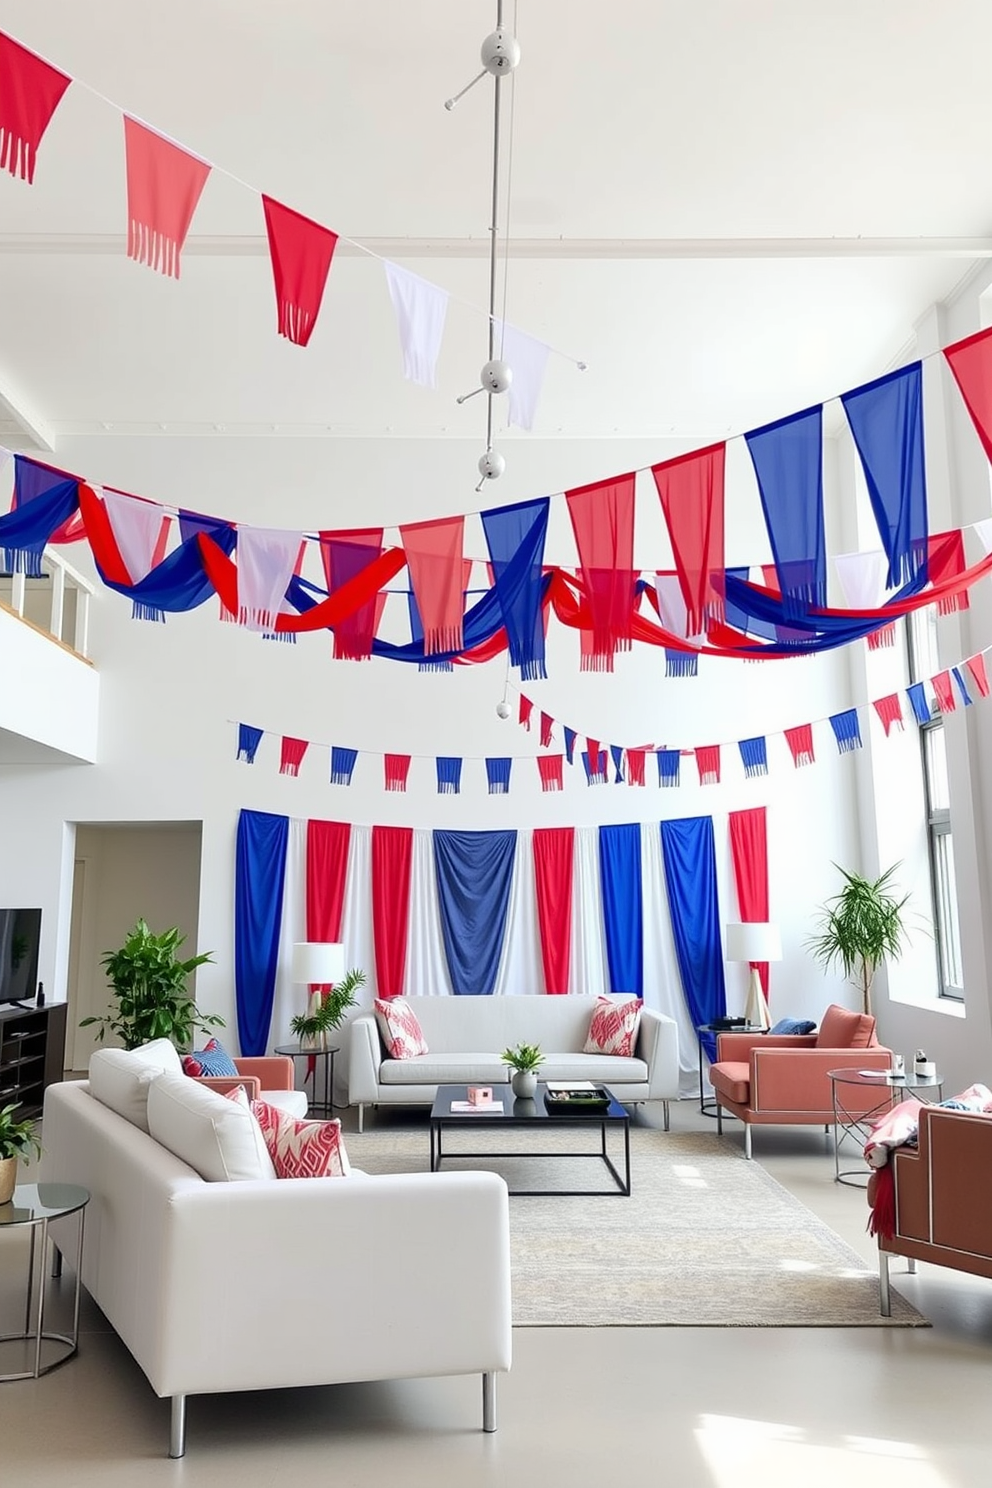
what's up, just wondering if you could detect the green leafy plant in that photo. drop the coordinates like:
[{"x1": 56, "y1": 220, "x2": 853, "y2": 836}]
[
  {"x1": 806, "y1": 865, "x2": 913, "y2": 1016},
  {"x1": 500, "y1": 1042, "x2": 544, "y2": 1074},
  {"x1": 80, "y1": 918, "x2": 219, "y2": 1051},
  {"x1": 290, "y1": 967, "x2": 366, "y2": 1046},
  {"x1": 0, "y1": 1102, "x2": 42, "y2": 1164}
]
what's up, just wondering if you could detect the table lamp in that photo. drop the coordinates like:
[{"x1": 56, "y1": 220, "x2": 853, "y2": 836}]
[
  {"x1": 292, "y1": 941, "x2": 346, "y2": 1017},
  {"x1": 724, "y1": 922, "x2": 782, "y2": 1031}
]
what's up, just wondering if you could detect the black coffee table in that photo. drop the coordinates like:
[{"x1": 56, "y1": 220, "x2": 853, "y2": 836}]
[{"x1": 429, "y1": 1083, "x2": 631, "y2": 1196}]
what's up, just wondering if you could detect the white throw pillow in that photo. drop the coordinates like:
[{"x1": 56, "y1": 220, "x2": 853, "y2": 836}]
[
  {"x1": 88, "y1": 1038, "x2": 184, "y2": 1132},
  {"x1": 147, "y1": 1071, "x2": 276, "y2": 1182}
]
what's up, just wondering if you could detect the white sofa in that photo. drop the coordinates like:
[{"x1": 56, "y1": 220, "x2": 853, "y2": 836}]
[
  {"x1": 41, "y1": 1070, "x2": 512, "y2": 1458},
  {"x1": 349, "y1": 994, "x2": 680, "y2": 1132}
]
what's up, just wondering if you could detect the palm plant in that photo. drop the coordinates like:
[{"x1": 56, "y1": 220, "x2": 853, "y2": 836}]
[
  {"x1": 806, "y1": 864, "x2": 911, "y2": 1016},
  {"x1": 290, "y1": 967, "x2": 366, "y2": 1048}
]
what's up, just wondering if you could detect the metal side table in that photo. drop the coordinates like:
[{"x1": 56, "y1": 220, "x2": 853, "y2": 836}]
[
  {"x1": 274, "y1": 1043, "x2": 339, "y2": 1116},
  {"x1": 0, "y1": 1182, "x2": 88, "y2": 1381},
  {"x1": 828, "y1": 1068, "x2": 944, "y2": 1186}
]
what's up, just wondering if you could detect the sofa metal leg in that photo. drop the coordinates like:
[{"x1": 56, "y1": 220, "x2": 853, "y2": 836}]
[
  {"x1": 169, "y1": 1394, "x2": 187, "y2": 1458},
  {"x1": 744, "y1": 1124, "x2": 752, "y2": 1160},
  {"x1": 662, "y1": 1099, "x2": 670, "y2": 1133},
  {"x1": 716, "y1": 1104, "x2": 723, "y2": 1135},
  {"x1": 358, "y1": 1104, "x2": 364, "y2": 1135},
  {"x1": 879, "y1": 1251, "x2": 891, "y2": 1317},
  {"x1": 482, "y1": 1371, "x2": 497, "y2": 1433},
  {"x1": 907, "y1": 1257, "x2": 917, "y2": 1274}
]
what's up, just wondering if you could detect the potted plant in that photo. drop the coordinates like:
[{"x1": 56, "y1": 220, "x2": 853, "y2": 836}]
[
  {"x1": 806, "y1": 864, "x2": 912, "y2": 1016},
  {"x1": 80, "y1": 918, "x2": 219, "y2": 1051},
  {"x1": 0, "y1": 1102, "x2": 42, "y2": 1205},
  {"x1": 290, "y1": 967, "x2": 367, "y2": 1050},
  {"x1": 501, "y1": 1041, "x2": 543, "y2": 1099}
]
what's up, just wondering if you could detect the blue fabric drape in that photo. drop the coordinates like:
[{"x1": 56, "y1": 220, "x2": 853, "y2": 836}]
[
  {"x1": 481, "y1": 497, "x2": 550, "y2": 680},
  {"x1": 599, "y1": 824, "x2": 643, "y2": 998},
  {"x1": 744, "y1": 405, "x2": 826, "y2": 613},
  {"x1": 433, "y1": 830, "x2": 517, "y2": 995},
  {"x1": 0, "y1": 458, "x2": 79, "y2": 575},
  {"x1": 235, "y1": 809, "x2": 289, "y2": 1056},
  {"x1": 660, "y1": 817, "x2": 726, "y2": 1061},
  {"x1": 237, "y1": 724, "x2": 263, "y2": 763},
  {"x1": 841, "y1": 363, "x2": 928, "y2": 590}
]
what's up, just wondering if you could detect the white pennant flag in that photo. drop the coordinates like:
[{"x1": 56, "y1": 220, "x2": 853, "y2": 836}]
[
  {"x1": 384, "y1": 262, "x2": 449, "y2": 389},
  {"x1": 498, "y1": 320, "x2": 551, "y2": 431},
  {"x1": 834, "y1": 549, "x2": 888, "y2": 608},
  {"x1": 236, "y1": 527, "x2": 305, "y2": 631},
  {"x1": 972, "y1": 518, "x2": 992, "y2": 556},
  {"x1": 654, "y1": 573, "x2": 705, "y2": 641},
  {"x1": 102, "y1": 490, "x2": 168, "y2": 583}
]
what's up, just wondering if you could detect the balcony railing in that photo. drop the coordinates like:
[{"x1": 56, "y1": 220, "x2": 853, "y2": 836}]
[{"x1": 0, "y1": 550, "x2": 93, "y2": 659}]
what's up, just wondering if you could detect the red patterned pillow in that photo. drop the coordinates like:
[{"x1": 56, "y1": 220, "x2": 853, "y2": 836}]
[
  {"x1": 583, "y1": 996, "x2": 643, "y2": 1057},
  {"x1": 251, "y1": 1100, "x2": 349, "y2": 1179},
  {"x1": 374, "y1": 998, "x2": 429, "y2": 1059}
]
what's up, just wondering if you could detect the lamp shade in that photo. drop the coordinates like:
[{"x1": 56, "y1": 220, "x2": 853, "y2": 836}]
[
  {"x1": 725, "y1": 922, "x2": 782, "y2": 964},
  {"x1": 291, "y1": 941, "x2": 346, "y2": 985}
]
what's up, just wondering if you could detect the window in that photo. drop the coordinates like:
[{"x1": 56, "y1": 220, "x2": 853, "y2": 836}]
[{"x1": 907, "y1": 608, "x2": 963, "y2": 998}]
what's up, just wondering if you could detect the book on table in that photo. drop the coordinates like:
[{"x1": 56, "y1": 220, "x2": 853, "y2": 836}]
[{"x1": 449, "y1": 1100, "x2": 505, "y2": 1113}]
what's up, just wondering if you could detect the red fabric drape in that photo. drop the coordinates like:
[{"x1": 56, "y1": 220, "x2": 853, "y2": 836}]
[
  {"x1": 123, "y1": 116, "x2": 210, "y2": 278},
  {"x1": 279, "y1": 737, "x2": 308, "y2": 777},
  {"x1": 695, "y1": 745, "x2": 721, "y2": 785},
  {"x1": 533, "y1": 827, "x2": 574, "y2": 994},
  {"x1": 565, "y1": 472, "x2": 637, "y2": 670},
  {"x1": 945, "y1": 326, "x2": 992, "y2": 465},
  {"x1": 261, "y1": 194, "x2": 339, "y2": 347},
  {"x1": 372, "y1": 826, "x2": 413, "y2": 998},
  {"x1": 0, "y1": 33, "x2": 70, "y2": 184},
  {"x1": 967, "y1": 653, "x2": 990, "y2": 698},
  {"x1": 306, "y1": 819, "x2": 351, "y2": 949},
  {"x1": 537, "y1": 755, "x2": 563, "y2": 792},
  {"x1": 78, "y1": 482, "x2": 132, "y2": 586},
  {"x1": 784, "y1": 724, "x2": 815, "y2": 767},
  {"x1": 651, "y1": 443, "x2": 726, "y2": 634},
  {"x1": 932, "y1": 670, "x2": 956, "y2": 713},
  {"x1": 319, "y1": 528, "x2": 385, "y2": 660},
  {"x1": 384, "y1": 754, "x2": 411, "y2": 792},
  {"x1": 873, "y1": 694, "x2": 904, "y2": 736},
  {"x1": 399, "y1": 515, "x2": 465, "y2": 655},
  {"x1": 728, "y1": 806, "x2": 770, "y2": 997}
]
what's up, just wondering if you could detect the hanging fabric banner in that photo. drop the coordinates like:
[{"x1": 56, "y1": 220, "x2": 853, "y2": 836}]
[
  {"x1": 563, "y1": 726, "x2": 577, "y2": 765},
  {"x1": 400, "y1": 515, "x2": 465, "y2": 656},
  {"x1": 533, "y1": 827, "x2": 574, "y2": 994},
  {"x1": 480, "y1": 497, "x2": 550, "y2": 681},
  {"x1": 1, "y1": 457, "x2": 79, "y2": 574},
  {"x1": 486, "y1": 758, "x2": 512, "y2": 794},
  {"x1": 907, "y1": 682, "x2": 932, "y2": 726},
  {"x1": 436, "y1": 757, "x2": 462, "y2": 794},
  {"x1": 123, "y1": 116, "x2": 210, "y2": 278},
  {"x1": 519, "y1": 695, "x2": 534, "y2": 730},
  {"x1": 728, "y1": 807, "x2": 770, "y2": 999},
  {"x1": 967, "y1": 653, "x2": 990, "y2": 698},
  {"x1": 660, "y1": 817, "x2": 727, "y2": 1061},
  {"x1": 433, "y1": 830, "x2": 517, "y2": 995},
  {"x1": 565, "y1": 472, "x2": 637, "y2": 671},
  {"x1": 306, "y1": 819, "x2": 351, "y2": 946},
  {"x1": 0, "y1": 32, "x2": 70, "y2": 184},
  {"x1": 236, "y1": 723, "x2": 264, "y2": 763},
  {"x1": 658, "y1": 749, "x2": 681, "y2": 787},
  {"x1": 384, "y1": 754, "x2": 411, "y2": 792},
  {"x1": 102, "y1": 490, "x2": 170, "y2": 619},
  {"x1": 261, "y1": 195, "x2": 339, "y2": 347},
  {"x1": 651, "y1": 444, "x2": 726, "y2": 633},
  {"x1": 830, "y1": 709, "x2": 863, "y2": 753},
  {"x1": 738, "y1": 737, "x2": 768, "y2": 778},
  {"x1": 744, "y1": 405, "x2": 826, "y2": 612},
  {"x1": 499, "y1": 321, "x2": 551, "y2": 432},
  {"x1": 319, "y1": 528, "x2": 385, "y2": 661},
  {"x1": 599, "y1": 823, "x2": 643, "y2": 998},
  {"x1": 235, "y1": 809, "x2": 289, "y2": 1056},
  {"x1": 234, "y1": 526, "x2": 304, "y2": 630},
  {"x1": 952, "y1": 666, "x2": 973, "y2": 706},
  {"x1": 841, "y1": 363, "x2": 928, "y2": 590},
  {"x1": 873, "y1": 694, "x2": 904, "y2": 735},
  {"x1": 696, "y1": 746, "x2": 721, "y2": 785},
  {"x1": 784, "y1": 724, "x2": 815, "y2": 768},
  {"x1": 383, "y1": 261, "x2": 449, "y2": 388},
  {"x1": 371, "y1": 825, "x2": 413, "y2": 999},
  {"x1": 928, "y1": 530, "x2": 968, "y2": 615},
  {"x1": 582, "y1": 750, "x2": 606, "y2": 784},
  {"x1": 279, "y1": 737, "x2": 308, "y2": 777},
  {"x1": 537, "y1": 755, "x2": 564, "y2": 792},
  {"x1": 610, "y1": 745, "x2": 625, "y2": 783},
  {"x1": 626, "y1": 748, "x2": 646, "y2": 786},
  {"x1": 932, "y1": 671, "x2": 956, "y2": 714},
  {"x1": 540, "y1": 712, "x2": 554, "y2": 748},
  {"x1": 945, "y1": 326, "x2": 992, "y2": 465},
  {"x1": 329, "y1": 746, "x2": 358, "y2": 785},
  {"x1": 654, "y1": 572, "x2": 707, "y2": 649}
]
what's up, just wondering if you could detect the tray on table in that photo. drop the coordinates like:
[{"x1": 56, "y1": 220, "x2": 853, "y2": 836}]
[{"x1": 544, "y1": 1086, "x2": 611, "y2": 1113}]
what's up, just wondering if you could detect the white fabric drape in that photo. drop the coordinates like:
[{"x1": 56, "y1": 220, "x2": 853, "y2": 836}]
[
  {"x1": 492, "y1": 830, "x2": 543, "y2": 996},
  {"x1": 270, "y1": 816, "x2": 307, "y2": 1047},
  {"x1": 403, "y1": 829, "x2": 453, "y2": 998},
  {"x1": 640, "y1": 821, "x2": 703, "y2": 1099},
  {"x1": 335, "y1": 824, "x2": 374, "y2": 1103},
  {"x1": 569, "y1": 825, "x2": 609, "y2": 998},
  {"x1": 384, "y1": 262, "x2": 449, "y2": 389}
]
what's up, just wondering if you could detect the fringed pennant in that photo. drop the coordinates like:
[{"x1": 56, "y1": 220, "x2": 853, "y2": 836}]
[
  {"x1": 582, "y1": 748, "x2": 607, "y2": 785},
  {"x1": 102, "y1": 490, "x2": 170, "y2": 620},
  {"x1": 237, "y1": 723, "x2": 263, "y2": 763},
  {"x1": 234, "y1": 526, "x2": 304, "y2": 630},
  {"x1": 279, "y1": 737, "x2": 308, "y2": 777},
  {"x1": 657, "y1": 749, "x2": 681, "y2": 787},
  {"x1": 784, "y1": 724, "x2": 815, "y2": 768},
  {"x1": 833, "y1": 547, "x2": 896, "y2": 648},
  {"x1": 626, "y1": 749, "x2": 646, "y2": 787},
  {"x1": 610, "y1": 745, "x2": 625, "y2": 783},
  {"x1": 123, "y1": 116, "x2": 210, "y2": 279},
  {"x1": 539, "y1": 711, "x2": 554, "y2": 748},
  {"x1": 0, "y1": 33, "x2": 70, "y2": 184},
  {"x1": 537, "y1": 755, "x2": 564, "y2": 792},
  {"x1": 873, "y1": 694, "x2": 904, "y2": 736},
  {"x1": 6, "y1": 456, "x2": 79, "y2": 575},
  {"x1": 383, "y1": 261, "x2": 449, "y2": 388},
  {"x1": 966, "y1": 653, "x2": 990, "y2": 698},
  {"x1": 952, "y1": 667, "x2": 973, "y2": 707},
  {"x1": 384, "y1": 754, "x2": 411, "y2": 792},
  {"x1": 565, "y1": 472, "x2": 637, "y2": 671},
  {"x1": 319, "y1": 528, "x2": 385, "y2": 661},
  {"x1": 666, "y1": 650, "x2": 699, "y2": 677},
  {"x1": 841, "y1": 364, "x2": 928, "y2": 591},
  {"x1": 745, "y1": 406, "x2": 826, "y2": 612},
  {"x1": 695, "y1": 745, "x2": 721, "y2": 785},
  {"x1": 928, "y1": 530, "x2": 968, "y2": 614},
  {"x1": 738, "y1": 737, "x2": 768, "y2": 778},
  {"x1": 480, "y1": 498, "x2": 550, "y2": 681},
  {"x1": 651, "y1": 444, "x2": 726, "y2": 633},
  {"x1": 829, "y1": 709, "x2": 863, "y2": 754},
  {"x1": 329, "y1": 747, "x2": 358, "y2": 786},
  {"x1": 436, "y1": 757, "x2": 462, "y2": 794},
  {"x1": 867, "y1": 623, "x2": 897, "y2": 650},
  {"x1": 519, "y1": 694, "x2": 534, "y2": 730},
  {"x1": 486, "y1": 758, "x2": 512, "y2": 795},
  {"x1": 907, "y1": 682, "x2": 933, "y2": 726},
  {"x1": 400, "y1": 515, "x2": 465, "y2": 656},
  {"x1": 932, "y1": 671, "x2": 956, "y2": 714},
  {"x1": 563, "y1": 727, "x2": 577, "y2": 765},
  {"x1": 261, "y1": 195, "x2": 339, "y2": 347},
  {"x1": 945, "y1": 326, "x2": 992, "y2": 465}
]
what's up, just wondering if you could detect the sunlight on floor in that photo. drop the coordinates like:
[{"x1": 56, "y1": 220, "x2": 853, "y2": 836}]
[
  {"x1": 672, "y1": 1163, "x2": 708, "y2": 1187},
  {"x1": 695, "y1": 1414, "x2": 953, "y2": 1488}
]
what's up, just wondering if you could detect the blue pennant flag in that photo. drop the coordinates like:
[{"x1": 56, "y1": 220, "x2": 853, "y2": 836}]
[
  {"x1": 841, "y1": 363, "x2": 928, "y2": 590},
  {"x1": 329, "y1": 746, "x2": 358, "y2": 785},
  {"x1": 582, "y1": 750, "x2": 606, "y2": 785},
  {"x1": 436, "y1": 756, "x2": 462, "y2": 794},
  {"x1": 657, "y1": 749, "x2": 681, "y2": 787},
  {"x1": 480, "y1": 497, "x2": 550, "y2": 681},
  {"x1": 563, "y1": 726, "x2": 577, "y2": 765},
  {"x1": 486, "y1": 757, "x2": 512, "y2": 794},
  {"x1": 665, "y1": 650, "x2": 698, "y2": 677},
  {"x1": 829, "y1": 710, "x2": 863, "y2": 754},
  {"x1": 744, "y1": 405, "x2": 826, "y2": 613},
  {"x1": 611, "y1": 745, "x2": 625, "y2": 783},
  {"x1": 738, "y1": 736, "x2": 768, "y2": 778},
  {"x1": 237, "y1": 723, "x2": 264, "y2": 764},
  {"x1": 907, "y1": 682, "x2": 933, "y2": 726},
  {"x1": 952, "y1": 666, "x2": 973, "y2": 707}
]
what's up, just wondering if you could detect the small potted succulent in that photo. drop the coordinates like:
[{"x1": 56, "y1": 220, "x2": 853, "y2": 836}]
[
  {"x1": 0, "y1": 1102, "x2": 42, "y2": 1205},
  {"x1": 501, "y1": 1042, "x2": 543, "y2": 1100},
  {"x1": 290, "y1": 968, "x2": 367, "y2": 1050}
]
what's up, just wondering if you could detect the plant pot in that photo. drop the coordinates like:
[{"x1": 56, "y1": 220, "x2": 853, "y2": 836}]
[
  {"x1": 511, "y1": 1069, "x2": 538, "y2": 1100},
  {"x1": 0, "y1": 1156, "x2": 17, "y2": 1205}
]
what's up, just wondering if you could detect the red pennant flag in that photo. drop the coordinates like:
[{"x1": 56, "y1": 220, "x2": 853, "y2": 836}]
[
  {"x1": 626, "y1": 748, "x2": 646, "y2": 786},
  {"x1": 384, "y1": 754, "x2": 411, "y2": 792},
  {"x1": 565, "y1": 472, "x2": 637, "y2": 671},
  {"x1": 945, "y1": 327, "x2": 992, "y2": 465},
  {"x1": 695, "y1": 745, "x2": 721, "y2": 785},
  {"x1": 932, "y1": 670, "x2": 956, "y2": 714},
  {"x1": 123, "y1": 117, "x2": 210, "y2": 279},
  {"x1": 262, "y1": 194, "x2": 339, "y2": 347},
  {"x1": 928, "y1": 530, "x2": 969, "y2": 615},
  {"x1": 651, "y1": 443, "x2": 726, "y2": 634},
  {"x1": 519, "y1": 695, "x2": 534, "y2": 731},
  {"x1": 537, "y1": 755, "x2": 564, "y2": 792},
  {"x1": 400, "y1": 515, "x2": 465, "y2": 656},
  {"x1": 873, "y1": 694, "x2": 904, "y2": 736},
  {"x1": 539, "y1": 711, "x2": 554, "y2": 748},
  {"x1": 966, "y1": 653, "x2": 990, "y2": 698},
  {"x1": 279, "y1": 737, "x2": 308, "y2": 777},
  {"x1": 0, "y1": 33, "x2": 70, "y2": 184},
  {"x1": 784, "y1": 724, "x2": 815, "y2": 768},
  {"x1": 866, "y1": 622, "x2": 896, "y2": 650},
  {"x1": 586, "y1": 739, "x2": 602, "y2": 779}
]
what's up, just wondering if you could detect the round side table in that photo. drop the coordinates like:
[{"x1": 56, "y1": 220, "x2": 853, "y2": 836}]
[
  {"x1": 828, "y1": 1068, "x2": 944, "y2": 1186},
  {"x1": 0, "y1": 1181, "x2": 89, "y2": 1381},
  {"x1": 274, "y1": 1044, "x2": 339, "y2": 1116}
]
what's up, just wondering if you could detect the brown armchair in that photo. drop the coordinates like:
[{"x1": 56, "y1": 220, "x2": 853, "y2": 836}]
[
  {"x1": 190, "y1": 1055, "x2": 303, "y2": 1108},
  {"x1": 708, "y1": 1003, "x2": 891, "y2": 1159}
]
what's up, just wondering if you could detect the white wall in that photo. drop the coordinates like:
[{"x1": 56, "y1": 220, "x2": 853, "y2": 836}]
[{"x1": 0, "y1": 602, "x2": 99, "y2": 762}]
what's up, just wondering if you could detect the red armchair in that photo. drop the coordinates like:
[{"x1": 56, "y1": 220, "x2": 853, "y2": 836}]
[
  {"x1": 190, "y1": 1055, "x2": 302, "y2": 1107},
  {"x1": 708, "y1": 1004, "x2": 891, "y2": 1159}
]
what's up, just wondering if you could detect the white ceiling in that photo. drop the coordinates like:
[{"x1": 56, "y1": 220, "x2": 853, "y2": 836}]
[{"x1": 0, "y1": 0, "x2": 990, "y2": 448}]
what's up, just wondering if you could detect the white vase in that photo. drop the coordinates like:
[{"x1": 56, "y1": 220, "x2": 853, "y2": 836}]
[{"x1": 511, "y1": 1069, "x2": 538, "y2": 1099}]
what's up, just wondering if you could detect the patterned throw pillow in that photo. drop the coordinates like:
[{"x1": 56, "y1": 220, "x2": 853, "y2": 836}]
[
  {"x1": 182, "y1": 1038, "x2": 239, "y2": 1078},
  {"x1": 583, "y1": 995, "x2": 643, "y2": 1057},
  {"x1": 374, "y1": 998, "x2": 429, "y2": 1059},
  {"x1": 251, "y1": 1100, "x2": 349, "y2": 1179}
]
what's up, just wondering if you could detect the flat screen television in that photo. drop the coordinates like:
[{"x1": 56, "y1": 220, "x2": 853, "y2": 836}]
[{"x1": 0, "y1": 909, "x2": 42, "y2": 1006}]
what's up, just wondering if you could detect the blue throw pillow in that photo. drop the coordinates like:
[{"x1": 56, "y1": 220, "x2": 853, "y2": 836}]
[
  {"x1": 182, "y1": 1038, "x2": 239, "y2": 1078},
  {"x1": 769, "y1": 1018, "x2": 817, "y2": 1036}
]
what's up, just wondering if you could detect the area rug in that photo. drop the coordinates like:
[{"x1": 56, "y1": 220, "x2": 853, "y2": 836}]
[{"x1": 349, "y1": 1124, "x2": 927, "y2": 1328}]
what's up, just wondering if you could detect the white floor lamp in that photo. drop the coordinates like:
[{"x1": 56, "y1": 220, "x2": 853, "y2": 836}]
[{"x1": 725, "y1": 922, "x2": 782, "y2": 1031}]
